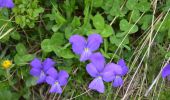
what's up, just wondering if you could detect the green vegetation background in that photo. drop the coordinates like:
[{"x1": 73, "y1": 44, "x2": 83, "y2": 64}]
[{"x1": 0, "y1": 0, "x2": 170, "y2": 99}]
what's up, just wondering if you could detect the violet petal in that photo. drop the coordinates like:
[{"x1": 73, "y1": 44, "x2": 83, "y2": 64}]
[
  {"x1": 49, "y1": 83, "x2": 62, "y2": 94},
  {"x1": 162, "y1": 64, "x2": 170, "y2": 78},
  {"x1": 87, "y1": 34, "x2": 102, "y2": 52},
  {"x1": 30, "y1": 68, "x2": 41, "y2": 77},
  {"x1": 86, "y1": 63, "x2": 99, "y2": 78},
  {"x1": 30, "y1": 58, "x2": 42, "y2": 69},
  {"x1": 46, "y1": 76, "x2": 56, "y2": 85},
  {"x1": 101, "y1": 63, "x2": 116, "y2": 82},
  {"x1": 89, "y1": 52, "x2": 105, "y2": 72},
  {"x1": 43, "y1": 58, "x2": 55, "y2": 72},
  {"x1": 37, "y1": 72, "x2": 46, "y2": 84},
  {"x1": 88, "y1": 77, "x2": 105, "y2": 93},
  {"x1": 80, "y1": 49, "x2": 92, "y2": 62},
  {"x1": 112, "y1": 76, "x2": 123, "y2": 87},
  {"x1": 0, "y1": 0, "x2": 14, "y2": 8},
  {"x1": 117, "y1": 59, "x2": 128, "y2": 76},
  {"x1": 57, "y1": 70, "x2": 69, "y2": 86},
  {"x1": 46, "y1": 67, "x2": 58, "y2": 79},
  {"x1": 69, "y1": 35, "x2": 86, "y2": 55}
]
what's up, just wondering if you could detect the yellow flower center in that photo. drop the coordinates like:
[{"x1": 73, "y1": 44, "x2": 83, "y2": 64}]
[{"x1": 1, "y1": 60, "x2": 12, "y2": 69}]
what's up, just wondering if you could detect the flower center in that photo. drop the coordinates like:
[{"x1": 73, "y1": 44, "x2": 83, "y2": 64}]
[
  {"x1": 116, "y1": 75, "x2": 120, "y2": 79},
  {"x1": 84, "y1": 48, "x2": 89, "y2": 52},
  {"x1": 40, "y1": 70, "x2": 46, "y2": 77},
  {"x1": 97, "y1": 76, "x2": 102, "y2": 79},
  {"x1": 55, "y1": 81, "x2": 59, "y2": 85}
]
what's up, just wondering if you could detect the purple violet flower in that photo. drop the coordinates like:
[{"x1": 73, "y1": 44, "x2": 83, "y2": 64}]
[
  {"x1": 69, "y1": 33, "x2": 102, "y2": 62},
  {"x1": 162, "y1": 64, "x2": 170, "y2": 79},
  {"x1": 30, "y1": 58, "x2": 55, "y2": 84},
  {"x1": 112, "y1": 59, "x2": 129, "y2": 87},
  {"x1": 86, "y1": 52, "x2": 117, "y2": 93},
  {"x1": 46, "y1": 69, "x2": 69, "y2": 93},
  {"x1": 0, "y1": 0, "x2": 14, "y2": 8}
]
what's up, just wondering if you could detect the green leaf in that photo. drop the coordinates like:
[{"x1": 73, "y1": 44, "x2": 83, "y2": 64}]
[
  {"x1": 110, "y1": 35, "x2": 119, "y2": 45},
  {"x1": 110, "y1": 35, "x2": 129, "y2": 47},
  {"x1": 81, "y1": 22, "x2": 92, "y2": 35},
  {"x1": 163, "y1": 0, "x2": 170, "y2": 11},
  {"x1": 100, "y1": 49, "x2": 110, "y2": 59},
  {"x1": 0, "y1": 90, "x2": 19, "y2": 100},
  {"x1": 23, "y1": 88, "x2": 31, "y2": 100},
  {"x1": 155, "y1": 32, "x2": 166, "y2": 43},
  {"x1": 28, "y1": 22, "x2": 35, "y2": 28},
  {"x1": 129, "y1": 24, "x2": 138, "y2": 34},
  {"x1": 156, "y1": 14, "x2": 170, "y2": 32},
  {"x1": 26, "y1": 77, "x2": 37, "y2": 87},
  {"x1": 120, "y1": 19, "x2": 129, "y2": 31},
  {"x1": 109, "y1": 0, "x2": 126, "y2": 17},
  {"x1": 168, "y1": 29, "x2": 170, "y2": 39},
  {"x1": 51, "y1": 32, "x2": 65, "y2": 47},
  {"x1": 126, "y1": 0, "x2": 137, "y2": 10},
  {"x1": 10, "y1": 31, "x2": 20, "y2": 40},
  {"x1": 86, "y1": 29, "x2": 99, "y2": 36},
  {"x1": 52, "y1": 25, "x2": 60, "y2": 32},
  {"x1": 23, "y1": 54, "x2": 35, "y2": 62},
  {"x1": 131, "y1": 10, "x2": 140, "y2": 23},
  {"x1": 21, "y1": 16, "x2": 26, "y2": 28},
  {"x1": 104, "y1": 39, "x2": 108, "y2": 52},
  {"x1": 15, "y1": 15, "x2": 22, "y2": 25},
  {"x1": 14, "y1": 54, "x2": 26, "y2": 66},
  {"x1": 165, "y1": 51, "x2": 170, "y2": 59},
  {"x1": 102, "y1": 0, "x2": 113, "y2": 12},
  {"x1": 0, "y1": 8, "x2": 12, "y2": 28},
  {"x1": 14, "y1": 54, "x2": 34, "y2": 66},
  {"x1": 41, "y1": 39, "x2": 53, "y2": 53},
  {"x1": 123, "y1": 44, "x2": 131, "y2": 50},
  {"x1": 0, "y1": 34, "x2": 10, "y2": 43},
  {"x1": 83, "y1": 2, "x2": 90, "y2": 25},
  {"x1": 33, "y1": 7, "x2": 44, "y2": 17},
  {"x1": 58, "y1": 66, "x2": 72, "y2": 74},
  {"x1": 93, "y1": 0, "x2": 103, "y2": 7},
  {"x1": 116, "y1": 32, "x2": 126, "y2": 37},
  {"x1": 107, "y1": 15, "x2": 114, "y2": 21},
  {"x1": 13, "y1": 55, "x2": 21, "y2": 65},
  {"x1": 137, "y1": 0, "x2": 150, "y2": 12},
  {"x1": 119, "y1": 19, "x2": 138, "y2": 34},
  {"x1": 63, "y1": 0, "x2": 76, "y2": 19},
  {"x1": 53, "y1": 9, "x2": 66, "y2": 25},
  {"x1": 71, "y1": 16, "x2": 81, "y2": 28},
  {"x1": 100, "y1": 25, "x2": 114, "y2": 37},
  {"x1": 139, "y1": 14, "x2": 152, "y2": 30},
  {"x1": 92, "y1": 13, "x2": 105, "y2": 29},
  {"x1": 65, "y1": 26, "x2": 73, "y2": 39},
  {"x1": 16, "y1": 43, "x2": 27, "y2": 55},
  {"x1": 53, "y1": 47, "x2": 74, "y2": 59}
]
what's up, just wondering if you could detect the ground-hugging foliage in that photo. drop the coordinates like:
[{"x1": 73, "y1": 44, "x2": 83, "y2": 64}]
[{"x1": 0, "y1": 0, "x2": 170, "y2": 100}]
